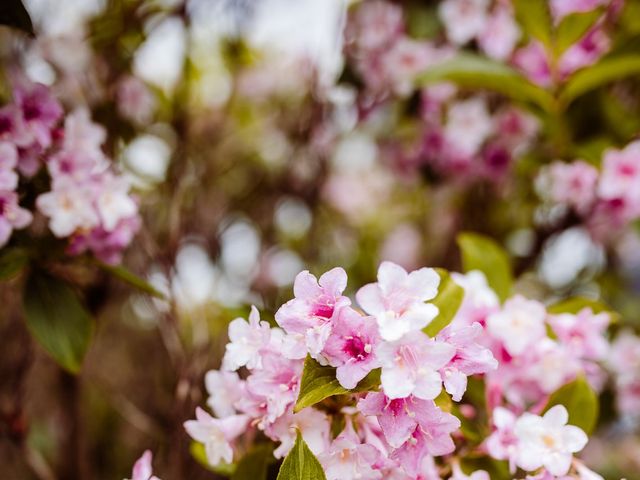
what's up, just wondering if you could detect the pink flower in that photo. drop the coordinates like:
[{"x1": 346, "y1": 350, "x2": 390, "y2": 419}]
[
  {"x1": 389, "y1": 402, "x2": 460, "y2": 476},
  {"x1": 275, "y1": 267, "x2": 350, "y2": 358},
  {"x1": 438, "y1": 0, "x2": 489, "y2": 45},
  {"x1": 597, "y1": 141, "x2": 640, "y2": 215},
  {"x1": 525, "y1": 338, "x2": 581, "y2": 394},
  {"x1": 538, "y1": 161, "x2": 599, "y2": 214},
  {"x1": 244, "y1": 350, "x2": 302, "y2": 424},
  {"x1": 323, "y1": 307, "x2": 382, "y2": 389},
  {"x1": 382, "y1": 38, "x2": 433, "y2": 96},
  {"x1": 548, "y1": 308, "x2": 610, "y2": 361},
  {"x1": 478, "y1": 5, "x2": 520, "y2": 61},
  {"x1": 205, "y1": 370, "x2": 245, "y2": 418},
  {"x1": 559, "y1": 28, "x2": 610, "y2": 78},
  {"x1": 0, "y1": 105, "x2": 30, "y2": 146},
  {"x1": 356, "y1": 261, "x2": 440, "y2": 342},
  {"x1": 486, "y1": 295, "x2": 547, "y2": 356},
  {"x1": 0, "y1": 191, "x2": 33, "y2": 247},
  {"x1": 377, "y1": 332, "x2": 454, "y2": 400},
  {"x1": 485, "y1": 407, "x2": 519, "y2": 472},
  {"x1": 437, "y1": 323, "x2": 497, "y2": 401},
  {"x1": 444, "y1": 98, "x2": 493, "y2": 157},
  {"x1": 513, "y1": 41, "x2": 552, "y2": 87},
  {"x1": 183, "y1": 407, "x2": 248, "y2": 466},
  {"x1": 13, "y1": 82, "x2": 63, "y2": 149},
  {"x1": 127, "y1": 450, "x2": 161, "y2": 480},
  {"x1": 223, "y1": 306, "x2": 272, "y2": 371},
  {"x1": 319, "y1": 422, "x2": 384, "y2": 480},
  {"x1": 514, "y1": 405, "x2": 588, "y2": 476},
  {"x1": 266, "y1": 407, "x2": 330, "y2": 458},
  {"x1": 450, "y1": 271, "x2": 500, "y2": 329},
  {"x1": 349, "y1": 0, "x2": 404, "y2": 52}
]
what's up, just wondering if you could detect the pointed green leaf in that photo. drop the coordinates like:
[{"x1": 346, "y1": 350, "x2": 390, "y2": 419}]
[
  {"x1": 417, "y1": 54, "x2": 555, "y2": 112},
  {"x1": 276, "y1": 431, "x2": 326, "y2": 480},
  {"x1": 23, "y1": 271, "x2": 94, "y2": 373},
  {"x1": 554, "y1": 9, "x2": 604, "y2": 54},
  {"x1": 424, "y1": 269, "x2": 464, "y2": 337},
  {"x1": 513, "y1": 0, "x2": 552, "y2": 48},
  {"x1": 96, "y1": 261, "x2": 166, "y2": 299},
  {"x1": 560, "y1": 54, "x2": 640, "y2": 105},
  {"x1": 0, "y1": 0, "x2": 34, "y2": 36},
  {"x1": 548, "y1": 296, "x2": 619, "y2": 322},
  {"x1": 543, "y1": 376, "x2": 599, "y2": 434},
  {"x1": 294, "y1": 356, "x2": 380, "y2": 413},
  {"x1": 457, "y1": 232, "x2": 513, "y2": 303}
]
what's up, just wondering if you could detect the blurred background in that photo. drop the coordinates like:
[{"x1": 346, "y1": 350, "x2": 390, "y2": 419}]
[{"x1": 1, "y1": 0, "x2": 640, "y2": 478}]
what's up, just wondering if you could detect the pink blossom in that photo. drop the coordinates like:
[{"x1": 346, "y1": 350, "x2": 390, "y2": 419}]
[
  {"x1": 323, "y1": 307, "x2": 381, "y2": 389},
  {"x1": 478, "y1": 5, "x2": 520, "y2": 61},
  {"x1": 319, "y1": 421, "x2": 384, "y2": 480},
  {"x1": 548, "y1": 308, "x2": 610, "y2": 361},
  {"x1": 243, "y1": 350, "x2": 302, "y2": 424},
  {"x1": 382, "y1": 38, "x2": 433, "y2": 96},
  {"x1": 538, "y1": 161, "x2": 599, "y2": 214},
  {"x1": 514, "y1": 405, "x2": 588, "y2": 476},
  {"x1": 222, "y1": 306, "x2": 271, "y2": 371},
  {"x1": 486, "y1": 295, "x2": 547, "y2": 356},
  {"x1": 389, "y1": 402, "x2": 460, "y2": 476},
  {"x1": 525, "y1": 339, "x2": 581, "y2": 394},
  {"x1": 0, "y1": 105, "x2": 30, "y2": 146},
  {"x1": 184, "y1": 407, "x2": 248, "y2": 466},
  {"x1": 127, "y1": 450, "x2": 161, "y2": 480},
  {"x1": 485, "y1": 406, "x2": 519, "y2": 472},
  {"x1": 0, "y1": 191, "x2": 33, "y2": 247},
  {"x1": 560, "y1": 28, "x2": 610, "y2": 78},
  {"x1": 205, "y1": 370, "x2": 245, "y2": 418},
  {"x1": 437, "y1": 323, "x2": 497, "y2": 401},
  {"x1": 349, "y1": 0, "x2": 404, "y2": 52},
  {"x1": 513, "y1": 41, "x2": 553, "y2": 87},
  {"x1": 377, "y1": 332, "x2": 454, "y2": 400},
  {"x1": 597, "y1": 141, "x2": 640, "y2": 215},
  {"x1": 450, "y1": 271, "x2": 500, "y2": 328},
  {"x1": 67, "y1": 215, "x2": 140, "y2": 264},
  {"x1": 438, "y1": 0, "x2": 489, "y2": 45},
  {"x1": 356, "y1": 261, "x2": 440, "y2": 342},
  {"x1": 444, "y1": 98, "x2": 493, "y2": 157},
  {"x1": 117, "y1": 75, "x2": 156, "y2": 125},
  {"x1": 266, "y1": 408, "x2": 330, "y2": 458},
  {"x1": 275, "y1": 267, "x2": 350, "y2": 358},
  {"x1": 13, "y1": 82, "x2": 63, "y2": 149}
]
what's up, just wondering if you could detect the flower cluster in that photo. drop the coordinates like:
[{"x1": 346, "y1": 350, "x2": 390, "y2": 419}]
[
  {"x1": 0, "y1": 81, "x2": 139, "y2": 262},
  {"x1": 181, "y1": 262, "x2": 606, "y2": 479},
  {"x1": 343, "y1": 0, "x2": 540, "y2": 183},
  {"x1": 536, "y1": 141, "x2": 640, "y2": 243}
]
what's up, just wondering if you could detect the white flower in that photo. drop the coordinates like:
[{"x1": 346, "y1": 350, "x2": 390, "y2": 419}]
[
  {"x1": 487, "y1": 295, "x2": 547, "y2": 356},
  {"x1": 514, "y1": 405, "x2": 588, "y2": 476},
  {"x1": 439, "y1": 0, "x2": 489, "y2": 45},
  {"x1": 222, "y1": 306, "x2": 271, "y2": 371},
  {"x1": 96, "y1": 176, "x2": 138, "y2": 231},
  {"x1": 36, "y1": 180, "x2": 99, "y2": 237},
  {"x1": 205, "y1": 370, "x2": 244, "y2": 418}
]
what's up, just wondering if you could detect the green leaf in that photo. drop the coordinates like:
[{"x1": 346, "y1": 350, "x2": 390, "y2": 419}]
[
  {"x1": 512, "y1": 0, "x2": 552, "y2": 48},
  {"x1": 560, "y1": 54, "x2": 640, "y2": 105},
  {"x1": 424, "y1": 269, "x2": 464, "y2": 337},
  {"x1": 417, "y1": 54, "x2": 555, "y2": 112},
  {"x1": 96, "y1": 261, "x2": 166, "y2": 299},
  {"x1": 294, "y1": 356, "x2": 380, "y2": 413},
  {"x1": 232, "y1": 444, "x2": 275, "y2": 480},
  {"x1": 0, "y1": 0, "x2": 34, "y2": 36},
  {"x1": 0, "y1": 247, "x2": 29, "y2": 280},
  {"x1": 543, "y1": 376, "x2": 599, "y2": 434},
  {"x1": 547, "y1": 296, "x2": 619, "y2": 323},
  {"x1": 23, "y1": 271, "x2": 94, "y2": 373},
  {"x1": 457, "y1": 232, "x2": 513, "y2": 303},
  {"x1": 276, "y1": 431, "x2": 326, "y2": 480},
  {"x1": 554, "y1": 9, "x2": 603, "y2": 54}
]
